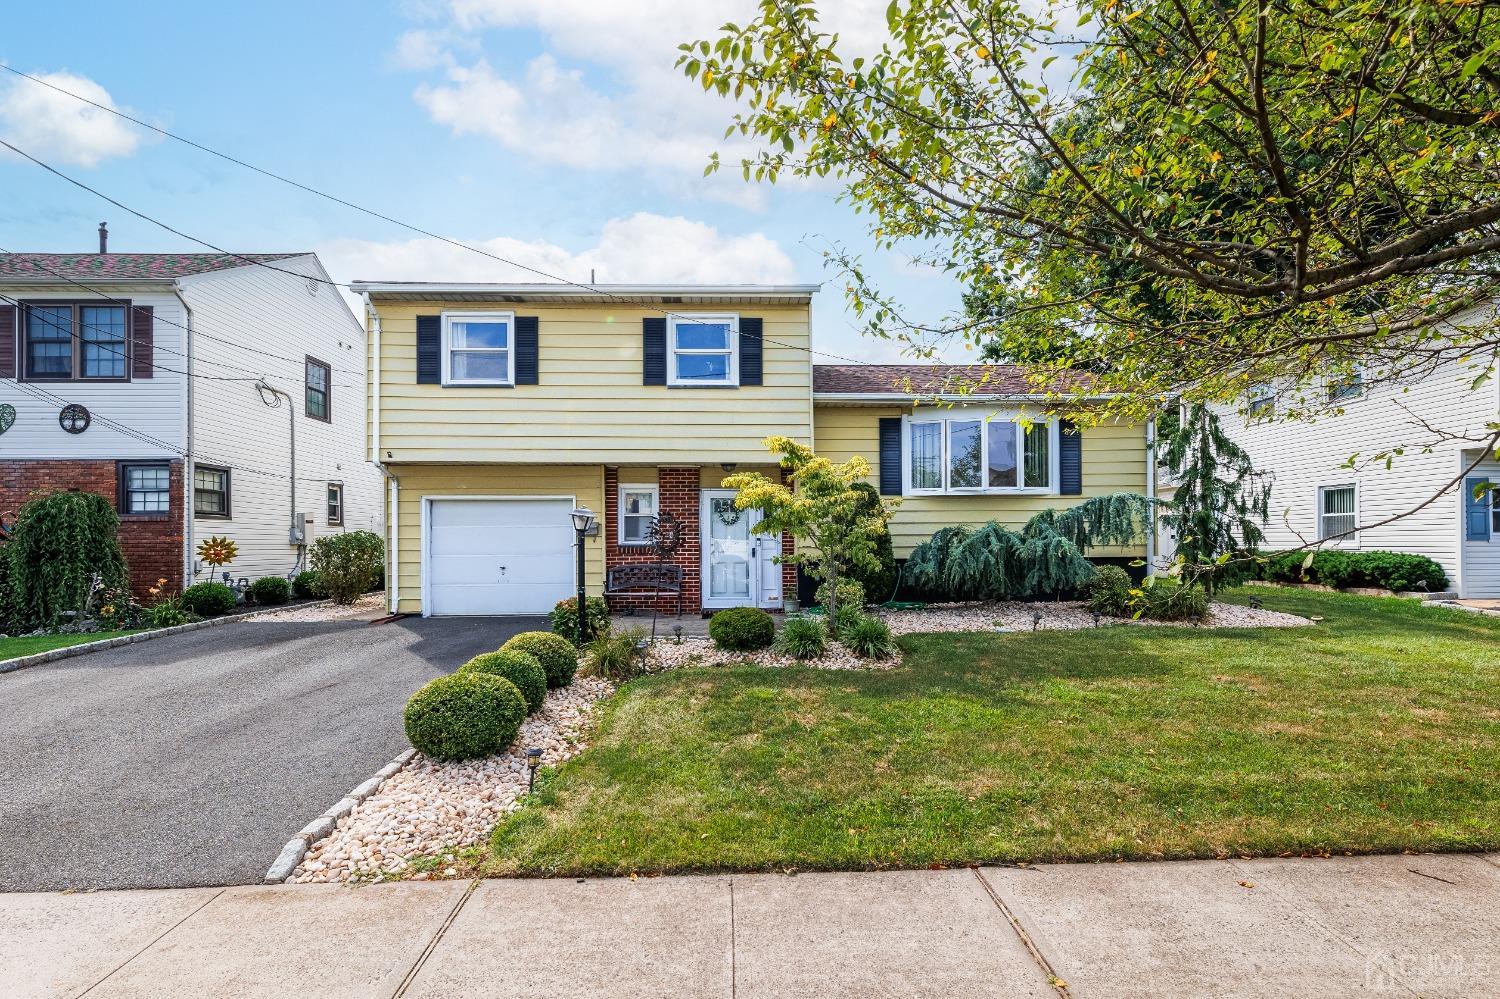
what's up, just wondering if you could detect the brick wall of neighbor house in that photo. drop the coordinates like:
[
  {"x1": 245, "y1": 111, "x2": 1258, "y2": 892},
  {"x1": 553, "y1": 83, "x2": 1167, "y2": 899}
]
[
  {"x1": 603, "y1": 466, "x2": 703, "y2": 615},
  {"x1": 0, "y1": 459, "x2": 184, "y2": 597},
  {"x1": 781, "y1": 466, "x2": 797, "y2": 599}
]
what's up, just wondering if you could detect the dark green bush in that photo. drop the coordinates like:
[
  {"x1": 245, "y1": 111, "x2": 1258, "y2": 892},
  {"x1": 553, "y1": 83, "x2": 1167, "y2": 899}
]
[
  {"x1": 460, "y1": 649, "x2": 547, "y2": 714},
  {"x1": 1133, "y1": 581, "x2": 1209, "y2": 621},
  {"x1": 1083, "y1": 565, "x2": 1133, "y2": 617},
  {"x1": 774, "y1": 616, "x2": 827, "y2": 660},
  {"x1": 247, "y1": 576, "x2": 291, "y2": 606},
  {"x1": 1255, "y1": 549, "x2": 1447, "y2": 592},
  {"x1": 840, "y1": 614, "x2": 898, "y2": 658},
  {"x1": 181, "y1": 582, "x2": 237, "y2": 616},
  {"x1": 310, "y1": 530, "x2": 384, "y2": 604},
  {"x1": 501, "y1": 631, "x2": 579, "y2": 688},
  {"x1": 2, "y1": 490, "x2": 128, "y2": 631},
  {"x1": 582, "y1": 628, "x2": 648, "y2": 682},
  {"x1": 709, "y1": 606, "x2": 775, "y2": 651},
  {"x1": 403, "y1": 672, "x2": 526, "y2": 761},
  {"x1": 549, "y1": 595, "x2": 610, "y2": 644},
  {"x1": 292, "y1": 570, "x2": 326, "y2": 599}
]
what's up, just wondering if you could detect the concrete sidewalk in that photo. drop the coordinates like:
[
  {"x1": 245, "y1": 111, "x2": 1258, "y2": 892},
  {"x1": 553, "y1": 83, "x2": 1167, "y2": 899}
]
[{"x1": 5, "y1": 854, "x2": 1498, "y2": 998}]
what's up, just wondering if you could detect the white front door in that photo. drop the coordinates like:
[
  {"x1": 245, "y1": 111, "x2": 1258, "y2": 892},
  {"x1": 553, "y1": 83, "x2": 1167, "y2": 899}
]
[{"x1": 701, "y1": 490, "x2": 782, "y2": 609}]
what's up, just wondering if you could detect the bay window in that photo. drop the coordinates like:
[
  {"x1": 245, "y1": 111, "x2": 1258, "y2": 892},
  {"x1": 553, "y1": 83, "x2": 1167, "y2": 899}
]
[{"x1": 906, "y1": 414, "x2": 1058, "y2": 494}]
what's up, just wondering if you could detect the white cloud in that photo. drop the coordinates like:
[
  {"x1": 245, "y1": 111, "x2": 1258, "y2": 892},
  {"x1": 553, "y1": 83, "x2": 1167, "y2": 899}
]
[
  {"x1": 317, "y1": 211, "x2": 797, "y2": 291},
  {"x1": 401, "y1": 1, "x2": 893, "y2": 197},
  {"x1": 0, "y1": 71, "x2": 143, "y2": 167}
]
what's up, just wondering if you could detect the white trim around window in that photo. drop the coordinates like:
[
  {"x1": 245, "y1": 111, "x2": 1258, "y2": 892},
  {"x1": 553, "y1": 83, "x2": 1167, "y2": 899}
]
[
  {"x1": 1317, "y1": 483, "x2": 1359, "y2": 545},
  {"x1": 441, "y1": 310, "x2": 515, "y2": 386},
  {"x1": 618, "y1": 483, "x2": 659, "y2": 546},
  {"x1": 900, "y1": 411, "x2": 1060, "y2": 496},
  {"x1": 666, "y1": 313, "x2": 739, "y2": 387}
]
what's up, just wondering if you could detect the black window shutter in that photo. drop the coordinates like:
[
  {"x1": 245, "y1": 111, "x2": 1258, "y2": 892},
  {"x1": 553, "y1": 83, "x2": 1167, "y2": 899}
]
[
  {"x1": 130, "y1": 306, "x2": 154, "y2": 380},
  {"x1": 739, "y1": 317, "x2": 763, "y2": 386},
  {"x1": 0, "y1": 304, "x2": 15, "y2": 379},
  {"x1": 1059, "y1": 419, "x2": 1083, "y2": 495},
  {"x1": 416, "y1": 315, "x2": 441, "y2": 384},
  {"x1": 878, "y1": 418, "x2": 902, "y2": 496},
  {"x1": 515, "y1": 316, "x2": 539, "y2": 385},
  {"x1": 643, "y1": 317, "x2": 666, "y2": 385}
]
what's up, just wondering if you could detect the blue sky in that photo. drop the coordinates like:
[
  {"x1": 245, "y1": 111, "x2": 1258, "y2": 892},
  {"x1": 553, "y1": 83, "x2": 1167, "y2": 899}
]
[{"x1": 0, "y1": 1, "x2": 965, "y2": 363}]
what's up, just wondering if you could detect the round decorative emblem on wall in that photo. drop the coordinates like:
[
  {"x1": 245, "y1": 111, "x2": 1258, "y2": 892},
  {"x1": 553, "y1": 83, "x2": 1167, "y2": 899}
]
[
  {"x1": 58, "y1": 403, "x2": 91, "y2": 435},
  {"x1": 0, "y1": 403, "x2": 15, "y2": 435}
]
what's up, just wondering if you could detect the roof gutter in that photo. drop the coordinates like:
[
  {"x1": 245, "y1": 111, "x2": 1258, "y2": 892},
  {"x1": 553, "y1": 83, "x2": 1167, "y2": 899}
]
[{"x1": 350, "y1": 282, "x2": 820, "y2": 299}]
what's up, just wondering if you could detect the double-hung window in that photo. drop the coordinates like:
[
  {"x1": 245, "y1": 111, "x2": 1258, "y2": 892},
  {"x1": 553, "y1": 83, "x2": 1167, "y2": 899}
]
[
  {"x1": 327, "y1": 483, "x2": 344, "y2": 526},
  {"x1": 1327, "y1": 370, "x2": 1362, "y2": 403},
  {"x1": 194, "y1": 466, "x2": 231, "y2": 518},
  {"x1": 305, "y1": 357, "x2": 331, "y2": 421},
  {"x1": 667, "y1": 314, "x2": 737, "y2": 386},
  {"x1": 443, "y1": 311, "x2": 514, "y2": 386},
  {"x1": 906, "y1": 414, "x2": 1056, "y2": 495},
  {"x1": 1246, "y1": 385, "x2": 1276, "y2": 418},
  {"x1": 1318, "y1": 484, "x2": 1357, "y2": 541},
  {"x1": 120, "y1": 462, "x2": 171, "y2": 515},
  {"x1": 23, "y1": 303, "x2": 129, "y2": 380},
  {"x1": 618, "y1": 485, "x2": 659, "y2": 545}
]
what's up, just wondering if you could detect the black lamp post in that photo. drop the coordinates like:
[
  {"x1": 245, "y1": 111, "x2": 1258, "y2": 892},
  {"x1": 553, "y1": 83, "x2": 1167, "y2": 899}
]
[{"x1": 570, "y1": 507, "x2": 596, "y2": 643}]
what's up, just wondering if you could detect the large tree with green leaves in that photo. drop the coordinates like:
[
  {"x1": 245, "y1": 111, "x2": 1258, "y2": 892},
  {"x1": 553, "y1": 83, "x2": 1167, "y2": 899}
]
[{"x1": 683, "y1": 0, "x2": 1500, "y2": 453}]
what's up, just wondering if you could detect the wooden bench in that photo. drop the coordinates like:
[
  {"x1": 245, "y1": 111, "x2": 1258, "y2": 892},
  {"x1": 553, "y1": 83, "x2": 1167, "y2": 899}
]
[{"x1": 605, "y1": 564, "x2": 684, "y2": 615}]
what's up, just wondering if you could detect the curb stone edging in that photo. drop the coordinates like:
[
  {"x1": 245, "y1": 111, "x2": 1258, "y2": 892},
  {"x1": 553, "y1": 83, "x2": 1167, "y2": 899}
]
[
  {"x1": 0, "y1": 598, "x2": 345, "y2": 675},
  {"x1": 265, "y1": 748, "x2": 417, "y2": 884}
]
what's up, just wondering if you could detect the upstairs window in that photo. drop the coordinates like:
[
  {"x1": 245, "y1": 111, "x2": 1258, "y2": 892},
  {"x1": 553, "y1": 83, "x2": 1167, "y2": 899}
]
[
  {"x1": 443, "y1": 311, "x2": 514, "y2": 386},
  {"x1": 907, "y1": 415, "x2": 1057, "y2": 495},
  {"x1": 618, "y1": 485, "x2": 659, "y2": 545},
  {"x1": 667, "y1": 314, "x2": 738, "y2": 386},
  {"x1": 1318, "y1": 484, "x2": 1357, "y2": 541},
  {"x1": 194, "y1": 466, "x2": 231, "y2": 518},
  {"x1": 23, "y1": 303, "x2": 128, "y2": 381},
  {"x1": 305, "y1": 357, "x2": 331, "y2": 421}
]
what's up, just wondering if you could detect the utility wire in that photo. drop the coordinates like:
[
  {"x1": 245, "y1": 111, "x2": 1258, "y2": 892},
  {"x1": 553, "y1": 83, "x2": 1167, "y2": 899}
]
[{"x1": 0, "y1": 93, "x2": 877, "y2": 367}]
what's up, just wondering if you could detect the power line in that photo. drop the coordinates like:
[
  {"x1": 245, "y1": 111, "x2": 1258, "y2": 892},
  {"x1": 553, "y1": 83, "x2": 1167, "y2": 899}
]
[{"x1": 0, "y1": 85, "x2": 876, "y2": 367}]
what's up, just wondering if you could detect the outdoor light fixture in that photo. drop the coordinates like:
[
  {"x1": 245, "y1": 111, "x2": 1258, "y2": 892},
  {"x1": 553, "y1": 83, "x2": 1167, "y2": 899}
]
[
  {"x1": 1032, "y1": 610, "x2": 1043, "y2": 631},
  {"x1": 634, "y1": 637, "x2": 651, "y2": 672},
  {"x1": 672, "y1": 624, "x2": 684, "y2": 644},
  {"x1": 525, "y1": 747, "x2": 543, "y2": 793},
  {"x1": 569, "y1": 508, "x2": 596, "y2": 643},
  {"x1": 1249, "y1": 596, "x2": 1265, "y2": 610},
  {"x1": 1091, "y1": 611, "x2": 1102, "y2": 628},
  {"x1": 720, "y1": 462, "x2": 738, "y2": 473}
]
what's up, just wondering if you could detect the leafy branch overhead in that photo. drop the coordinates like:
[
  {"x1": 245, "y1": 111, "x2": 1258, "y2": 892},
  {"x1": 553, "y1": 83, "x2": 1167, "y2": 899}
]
[{"x1": 682, "y1": 0, "x2": 1500, "y2": 421}]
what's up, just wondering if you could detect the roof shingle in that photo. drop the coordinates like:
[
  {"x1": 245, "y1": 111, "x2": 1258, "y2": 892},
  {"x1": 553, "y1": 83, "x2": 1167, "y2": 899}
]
[
  {"x1": 0, "y1": 253, "x2": 306, "y2": 282},
  {"x1": 813, "y1": 364, "x2": 1086, "y2": 396}
]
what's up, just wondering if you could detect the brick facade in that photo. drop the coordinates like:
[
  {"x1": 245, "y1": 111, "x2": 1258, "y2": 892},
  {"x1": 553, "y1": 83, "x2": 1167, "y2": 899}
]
[
  {"x1": 0, "y1": 458, "x2": 184, "y2": 597},
  {"x1": 603, "y1": 466, "x2": 703, "y2": 615}
]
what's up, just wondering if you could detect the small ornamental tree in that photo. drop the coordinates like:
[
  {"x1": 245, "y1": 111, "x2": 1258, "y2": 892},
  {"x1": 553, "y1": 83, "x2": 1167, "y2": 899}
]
[
  {"x1": 3, "y1": 490, "x2": 128, "y2": 631},
  {"x1": 1159, "y1": 404, "x2": 1270, "y2": 596},
  {"x1": 725, "y1": 437, "x2": 897, "y2": 625}
]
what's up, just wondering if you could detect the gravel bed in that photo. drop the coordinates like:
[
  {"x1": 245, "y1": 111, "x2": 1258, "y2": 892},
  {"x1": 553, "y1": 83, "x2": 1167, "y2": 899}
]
[
  {"x1": 292, "y1": 676, "x2": 613, "y2": 884},
  {"x1": 248, "y1": 593, "x2": 385, "y2": 624},
  {"x1": 877, "y1": 600, "x2": 1311, "y2": 635},
  {"x1": 648, "y1": 636, "x2": 897, "y2": 671}
]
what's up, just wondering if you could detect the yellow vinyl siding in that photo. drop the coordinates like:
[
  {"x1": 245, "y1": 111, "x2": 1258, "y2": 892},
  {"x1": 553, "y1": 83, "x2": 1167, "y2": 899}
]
[
  {"x1": 814, "y1": 404, "x2": 1149, "y2": 556},
  {"x1": 370, "y1": 303, "x2": 812, "y2": 464},
  {"x1": 391, "y1": 464, "x2": 605, "y2": 615}
]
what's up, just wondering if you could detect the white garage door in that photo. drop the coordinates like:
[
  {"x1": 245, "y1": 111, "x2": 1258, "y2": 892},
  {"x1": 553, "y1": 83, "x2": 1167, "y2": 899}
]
[{"x1": 426, "y1": 498, "x2": 575, "y2": 615}]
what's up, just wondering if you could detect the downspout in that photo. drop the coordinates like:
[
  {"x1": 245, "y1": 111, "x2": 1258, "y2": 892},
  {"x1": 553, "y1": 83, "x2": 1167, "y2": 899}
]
[
  {"x1": 172, "y1": 283, "x2": 195, "y2": 584},
  {"x1": 364, "y1": 292, "x2": 398, "y2": 614},
  {"x1": 1145, "y1": 415, "x2": 1157, "y2": 568}
]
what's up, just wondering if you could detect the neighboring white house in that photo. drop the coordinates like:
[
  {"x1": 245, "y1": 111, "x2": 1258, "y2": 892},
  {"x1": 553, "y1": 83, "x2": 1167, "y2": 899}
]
[
  {"x1": 0, "y1": 236, "x2": 381, "y2": 595},
  {"x1": 1211, "y1": 312, "x2": 1499, "y2": 598}
]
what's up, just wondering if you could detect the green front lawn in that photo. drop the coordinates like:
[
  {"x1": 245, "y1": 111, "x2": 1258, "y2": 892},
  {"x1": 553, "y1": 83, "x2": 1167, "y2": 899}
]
[
  {"x1": 483, "y1": 590, "x2": 1499, "y2": 876},
  {"x1": 0, "y1": 629, "x2": 143, "y2": 663}
]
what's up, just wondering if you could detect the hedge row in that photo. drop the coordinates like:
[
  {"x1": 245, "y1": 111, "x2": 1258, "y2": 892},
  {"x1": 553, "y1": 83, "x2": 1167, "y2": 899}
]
[{"x1": 1256, "y1": 549, "x2": 1448, "y2": 593}]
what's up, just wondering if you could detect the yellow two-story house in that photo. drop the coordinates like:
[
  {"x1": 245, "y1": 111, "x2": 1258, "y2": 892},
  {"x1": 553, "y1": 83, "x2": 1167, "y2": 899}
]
[{"x1": 355, "y1": 282, "x2": 1153, "y2": 617}]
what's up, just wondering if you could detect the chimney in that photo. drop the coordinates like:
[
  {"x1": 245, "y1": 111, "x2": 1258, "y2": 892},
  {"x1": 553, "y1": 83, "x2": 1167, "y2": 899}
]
[{"x1": 98, "y1": 222, "x2": 108, "y2": 254}]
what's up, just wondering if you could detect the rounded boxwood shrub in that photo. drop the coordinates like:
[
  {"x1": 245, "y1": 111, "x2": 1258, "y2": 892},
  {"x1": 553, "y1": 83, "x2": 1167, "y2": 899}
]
[
  {"x1": 292, "y1": 570, "x2": 326, "y2": 599},
  {"x1": 460, "y1": 649, "x2": 546, "y2": 714},
  {"x1": 709, "y1": 606, "x2": 775, "y2": 651},
  {"x1": 309, "y1": 530, "x2": 384, "y2": 604},
  {"x1": 181, "y1": 581, "x2": 237, "y2": 617},
  {"x1": 247, "y1": 575, "x2": 291, "y2": 606},
  {"x1": 501, "y1": 631, "x2": 579, "y2": 689},
  {"x1": 404, "y1": 672, "x2": 527, "y2": 761}
]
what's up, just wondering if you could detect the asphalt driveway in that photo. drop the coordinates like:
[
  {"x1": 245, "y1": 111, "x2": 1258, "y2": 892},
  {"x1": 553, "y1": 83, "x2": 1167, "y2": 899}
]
[{"x1": 1, "y1": 612, "x2": 546, "y2": 892}]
